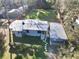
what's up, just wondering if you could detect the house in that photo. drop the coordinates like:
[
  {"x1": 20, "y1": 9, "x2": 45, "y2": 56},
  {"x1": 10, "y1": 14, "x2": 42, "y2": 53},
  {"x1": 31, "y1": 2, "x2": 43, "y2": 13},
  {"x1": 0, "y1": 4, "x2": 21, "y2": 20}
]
[
  {"x1": 9, "y1": 19, "x2": 49, "y2": 40},
  {"x1": 9, "y1": 19, "x2": 68, "y2": 44}
]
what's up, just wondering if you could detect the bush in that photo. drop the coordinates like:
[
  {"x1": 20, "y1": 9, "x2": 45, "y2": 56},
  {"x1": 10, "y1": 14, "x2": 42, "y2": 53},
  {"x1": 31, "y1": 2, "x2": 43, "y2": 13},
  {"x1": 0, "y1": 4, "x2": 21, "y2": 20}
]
[
  {"x1": 25, "y1": 9, "x2": 57, "y2": 22},
  {"x1": 0, "y1": 32, "x2": 6, "y2": 57},
  {"x1": 25, "y1": 9, "x2": 49, "y2": 19},
  {"x1": 15, "y1": 55, "x2": 22, "y2": 59}
]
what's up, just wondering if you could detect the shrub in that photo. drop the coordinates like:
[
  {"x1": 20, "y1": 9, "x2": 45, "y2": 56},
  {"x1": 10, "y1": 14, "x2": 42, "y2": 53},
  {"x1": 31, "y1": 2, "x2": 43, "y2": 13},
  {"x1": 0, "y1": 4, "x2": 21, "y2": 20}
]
[{"x1": 15, "y1": 55, "x2": 22, "y2": 59}]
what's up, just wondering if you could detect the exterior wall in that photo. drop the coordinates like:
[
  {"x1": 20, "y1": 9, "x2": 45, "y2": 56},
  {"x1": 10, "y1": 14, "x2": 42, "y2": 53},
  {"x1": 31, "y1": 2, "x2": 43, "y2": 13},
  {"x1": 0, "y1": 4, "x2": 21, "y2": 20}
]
[
  {"x1": 41, "y1": 34, "x2": 45, "y2": 40},
  {"x1": 13, "y1": 31, "x2": 22, "y2": 37},
  {"x1": 50, "y1": 38, "x2": 66, "y2": 45},
  {"x1": 24, "y1": 30, "x2": 41, "y2": 36},
  {"x1": 24, "y1": 30, "x2": 47, "y2": 40},
  {"x1": 13, "y1": 30, "x2": 46, "y2": 40}
]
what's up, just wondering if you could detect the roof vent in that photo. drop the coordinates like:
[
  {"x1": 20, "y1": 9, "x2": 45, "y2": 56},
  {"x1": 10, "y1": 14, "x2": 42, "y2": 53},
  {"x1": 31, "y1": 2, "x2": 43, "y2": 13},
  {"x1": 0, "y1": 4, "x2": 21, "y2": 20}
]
[{"x1": 22, "y1": 22, "x2": 25, "y2": 25}]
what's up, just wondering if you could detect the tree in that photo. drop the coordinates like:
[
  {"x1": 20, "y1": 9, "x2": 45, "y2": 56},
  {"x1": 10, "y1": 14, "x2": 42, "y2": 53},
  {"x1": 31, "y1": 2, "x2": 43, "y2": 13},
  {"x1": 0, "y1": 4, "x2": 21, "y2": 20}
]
[
  {"x1": 63, "y1": 0, "x2": 79, "y2": 40},
  {"x1": 0, "y1": 32, "x2": 6, "y2": 57},
  {"x1": 48, "y1": 0, "x2": 79, "y2": 40}
]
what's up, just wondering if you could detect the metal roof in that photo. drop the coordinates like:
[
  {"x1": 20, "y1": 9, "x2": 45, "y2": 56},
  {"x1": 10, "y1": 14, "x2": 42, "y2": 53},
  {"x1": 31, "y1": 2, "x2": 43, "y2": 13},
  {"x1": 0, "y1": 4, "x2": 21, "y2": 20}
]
[
  {"x1": 9, "y1": 19, "x2": 67, "y2": 40},
  {"x1": 50, "y1": 22, "x2": 67, "y2": 40},
  {"x1": 8, "y1": 5, "x2": 28, "y2": 15},
  {"x1": 76, "y1": 19, "x2": 79, "y2": 24},
  {"x1": 9, "y1": 19, "x2": 48, "y2": 31}
]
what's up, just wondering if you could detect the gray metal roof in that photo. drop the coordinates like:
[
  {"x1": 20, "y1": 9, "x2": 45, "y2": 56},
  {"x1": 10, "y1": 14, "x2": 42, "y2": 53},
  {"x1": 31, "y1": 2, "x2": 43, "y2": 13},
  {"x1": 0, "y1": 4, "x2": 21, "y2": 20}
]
[
  {"x1": 50, "y1": 22, "x2": 67, "y2": 40},
  {"x1": 9, "y1": 20, "x2": 67, "y2": 40},
  {"x1": 8, "y1": 5, "x2": 28, "y2": 15},
  {"x1": 9, "y1": 19, "x2": 48, "y2": 31}
]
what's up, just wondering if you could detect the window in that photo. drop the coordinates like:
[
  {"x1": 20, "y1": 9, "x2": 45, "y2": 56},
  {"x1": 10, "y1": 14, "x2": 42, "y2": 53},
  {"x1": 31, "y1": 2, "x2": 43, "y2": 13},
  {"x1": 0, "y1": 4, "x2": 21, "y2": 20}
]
[
  {"x1": 38, "y1": 31, "x2": 41, "y2": 33},
  {"x1": 26, "y1": 30, "x2": 29, "y2": 33}
]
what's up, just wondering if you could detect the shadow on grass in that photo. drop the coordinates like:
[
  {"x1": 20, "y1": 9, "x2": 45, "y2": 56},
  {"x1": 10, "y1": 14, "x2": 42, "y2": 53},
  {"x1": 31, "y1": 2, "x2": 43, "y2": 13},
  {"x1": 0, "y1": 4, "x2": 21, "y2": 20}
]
[{"x1": 0, "y1": 53, "x2": 4, "y2": 59}]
